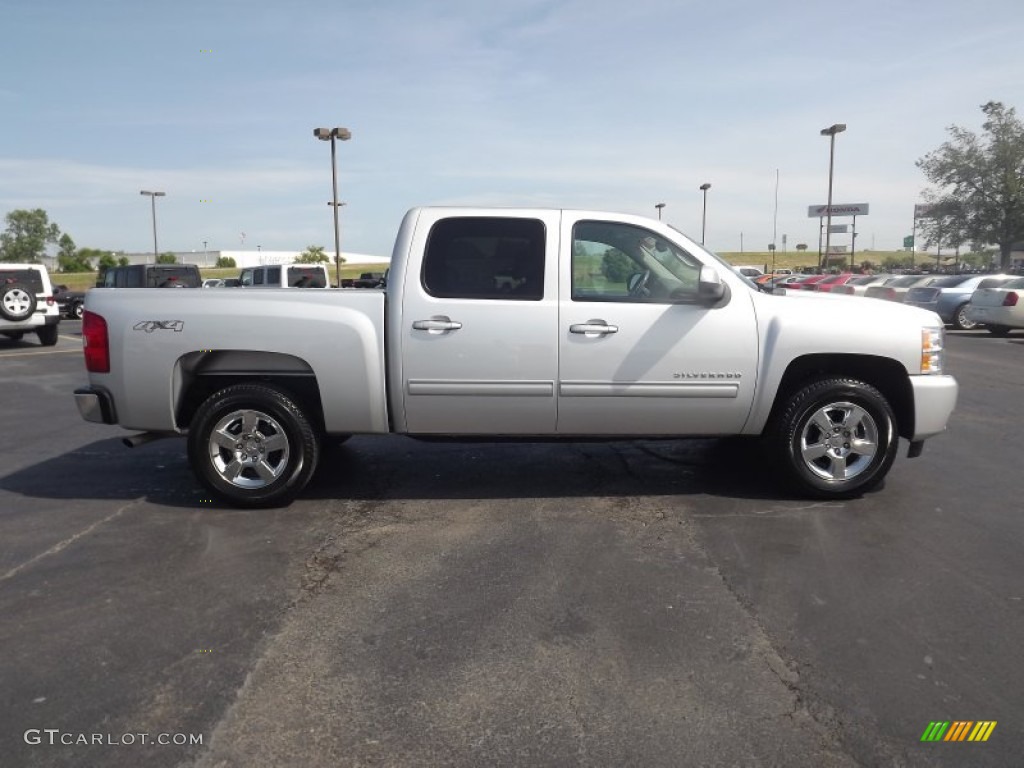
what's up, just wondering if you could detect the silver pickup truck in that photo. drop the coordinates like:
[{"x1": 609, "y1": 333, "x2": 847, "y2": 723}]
[{"x1": 75, "y1": 208, "x2": 958, "y2": 507}]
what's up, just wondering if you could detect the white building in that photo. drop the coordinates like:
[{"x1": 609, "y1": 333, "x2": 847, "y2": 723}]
[{"x1": 114, "y1": 249, "x2": 390, "y2": 268}]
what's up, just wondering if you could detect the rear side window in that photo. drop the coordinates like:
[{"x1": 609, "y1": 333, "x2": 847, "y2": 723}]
[
  {"x1": 0, "y1": 269, "x2": 44, "y2": 295},
  {"x1": 287, "y1": 267, "x2": 326, "y2": 287},
  {"x1": 267, "y1": 266, "x2": 281, "y2": 286},
  {"x1": 147, "y1": 267, "x2": 200, "y2": 288},
  {"x1": 422, "y1": 217, "x2": 545, "y2": 300}
]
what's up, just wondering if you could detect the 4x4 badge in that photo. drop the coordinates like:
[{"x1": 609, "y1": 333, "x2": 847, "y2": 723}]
[{"x1": 133, "y1": 320, "x2": 185, "y2": 333}]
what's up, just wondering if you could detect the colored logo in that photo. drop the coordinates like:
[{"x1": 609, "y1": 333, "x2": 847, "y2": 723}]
[{"x1": 921, "y1": 721, "x2": 996, "y2": 742}]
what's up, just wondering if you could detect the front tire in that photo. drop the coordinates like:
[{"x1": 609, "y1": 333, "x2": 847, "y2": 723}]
[
  {"x1": 187, "y1": 384, "x2": 320, "y2": 508},
  {"x1": 769, "y1": 377, "x2": 898, "y2": 499},
  {"x1": 72, "y1": 301, "x2": 84, "y2": 319}
]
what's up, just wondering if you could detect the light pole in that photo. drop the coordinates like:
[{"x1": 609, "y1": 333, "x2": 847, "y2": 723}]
[
  {"x1": 655, "y1": 203, "x2": 665, "y2": 220},
  {"x1": 820, "y1": 123, "x2": 846, "y2": 271},
  {"x1": 699, "y1": 183, "x2": 711, "y2": 245},
  {"x1": 202, "y1": 239, "x2": 208, "y2": 267},
  {"x1": 314, "y1": 126, "x2": 352, "y2": 287},
  {"x1": 140, "y1": 190, "x2": 165, "y2": 263}
]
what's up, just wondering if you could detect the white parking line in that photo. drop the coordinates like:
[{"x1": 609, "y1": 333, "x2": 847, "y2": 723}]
[
  {"x1": 0, "y1": 500, "x2": 141, "y2": 583},
  {"x1": 0, "y1": 347, "x2": 81, "y2": 358}
]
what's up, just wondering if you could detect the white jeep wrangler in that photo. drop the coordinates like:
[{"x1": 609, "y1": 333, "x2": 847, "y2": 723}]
[{"x1": 0, "y1": 264, "x2": 62, "y2": 346}]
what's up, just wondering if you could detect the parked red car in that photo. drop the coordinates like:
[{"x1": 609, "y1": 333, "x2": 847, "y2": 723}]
[
  {"x1": 785, "y1": 274, "x2": 829, "y2": 290},
  {"x1": 814, "y1": 273, "x2": 859, "y2": 293}
]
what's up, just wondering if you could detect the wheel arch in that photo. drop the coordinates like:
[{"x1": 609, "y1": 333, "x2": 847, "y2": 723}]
[
  {"x1": 764, "y1": 354, "x2": 914, "y2": 440},
  {"x1": 173, "y1": 351, "x2": 325, "y2": 434}
]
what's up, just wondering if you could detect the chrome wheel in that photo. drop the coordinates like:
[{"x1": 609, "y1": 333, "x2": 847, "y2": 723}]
[
  {"x1": 770, "y1": 377, "x2": 897, "y2": 499},
  {"x1": 799, "y1": 401, "x2": 879, "y2": 481},
  {"x1": 207, "y1": 408, "x2": 291, "y2": 489},
  {"x1": 954, "y1": 304, "x2": 977, "y2": 331}
]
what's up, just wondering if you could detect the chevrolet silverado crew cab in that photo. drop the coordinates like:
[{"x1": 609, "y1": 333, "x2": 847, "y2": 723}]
[{"x1": 75, "y1": 208, "x2": 958, "y2": 508}]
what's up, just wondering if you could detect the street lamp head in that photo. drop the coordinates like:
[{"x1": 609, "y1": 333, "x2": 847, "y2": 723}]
[
  {"x1": 820, "y1": 123, "x2": 847, "y2": 136},
  {"x1": 700, "y1": 183, "x2": 711, "y2": 191},
  {"x1": 140, "y1": 190, "x2": 165, "y2": 197},
  {"x1": 314, "y1": 127, "x2": 352, "y2": 141}
]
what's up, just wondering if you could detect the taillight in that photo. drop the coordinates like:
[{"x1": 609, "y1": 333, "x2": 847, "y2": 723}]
[
  {"x1": 82, "y1": 311, "x2": 110, "y2": 373},
  {"x1": 46, "y1": 296, "x2": 55, "y2": 305},
  {"x1": 1003, "y1": 292, "x2": 1019, "y2": 307}
]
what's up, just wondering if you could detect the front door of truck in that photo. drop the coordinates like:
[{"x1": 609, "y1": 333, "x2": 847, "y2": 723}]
[
  {"x1": 557, "y1": 217, "x2": 759, "y2": 436},
  {"x1": 400, "y1": 211, "x2": 560, "y2": 434}
]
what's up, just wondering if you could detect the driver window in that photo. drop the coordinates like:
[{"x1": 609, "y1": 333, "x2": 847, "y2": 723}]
[{"x1": 571, "y1": 221, "x2": 701, "y2": 303}]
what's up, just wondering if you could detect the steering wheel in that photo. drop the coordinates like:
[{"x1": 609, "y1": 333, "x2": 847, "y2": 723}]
[{"x1": 627, "y1": 270, "x2": 651, "y2": 298}]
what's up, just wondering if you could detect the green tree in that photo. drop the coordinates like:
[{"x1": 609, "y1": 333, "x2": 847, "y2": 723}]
[
  {"x1": 56, "y1": 233, "x2": 93, "y2": 272},
  {"x1": 97, "y1": 252, "x2": 118, "y2": 269},
  {"x1": 296, "y1": 245, "x2": 330, "y2": 264},
  {"x1": 215, "y1": 255, "x2": 236, "y2": 268},
  {"x1": 117, "y1": 256, "x2": 130, "y2": 266},
  {"x1": 601, "y1": 248, "x2": 632, "y2": 283},
  {"x1": 917, "y1": 101, "x2": 1024, "y2": 271},
  {"x1": 157, "y1": 252, "x2": 177, "y2": 264},
  {"x1": 882, "y1": 254, "x2": 911, "y2": 271},
  {"x1": 0, "y1": 208, "x2": 61, "y2": 262}
]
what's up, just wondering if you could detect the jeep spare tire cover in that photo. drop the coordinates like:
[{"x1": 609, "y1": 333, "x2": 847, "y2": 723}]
[{"x1": 0, "y1": 284, "x2": 37, "y2": 321}]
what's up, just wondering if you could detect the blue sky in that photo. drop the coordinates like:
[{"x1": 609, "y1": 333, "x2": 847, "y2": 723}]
[{"x1": 2, "y1": 0, "x2": 1023, "y2": 259}]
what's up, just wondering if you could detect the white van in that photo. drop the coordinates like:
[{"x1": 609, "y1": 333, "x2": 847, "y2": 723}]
[{"x1": 238, "y1": 264, "x2": 330, "y2": 288}]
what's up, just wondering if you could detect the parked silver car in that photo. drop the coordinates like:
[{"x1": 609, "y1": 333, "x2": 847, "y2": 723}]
[
  {"x1": 905, "y1": 274, "x2": 1016, "y2": 330},
  {"x1": 864, "y1": 274, "x2": 938, "y2": 303}
]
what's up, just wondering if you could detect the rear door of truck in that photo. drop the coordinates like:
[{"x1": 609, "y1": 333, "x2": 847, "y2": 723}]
[{"x1": 398, "y1": 210, "x2": 560, "y2": 434}]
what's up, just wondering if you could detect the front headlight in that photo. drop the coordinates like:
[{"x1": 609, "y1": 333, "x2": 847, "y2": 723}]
[{"x1": 921, "y1": 327, "x2": 944, "y2": 374}]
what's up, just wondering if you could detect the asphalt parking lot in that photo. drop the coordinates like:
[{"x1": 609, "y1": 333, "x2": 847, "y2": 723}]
[{"x1": 1, "y1": 322, "x2": 1022, "y2": 767}]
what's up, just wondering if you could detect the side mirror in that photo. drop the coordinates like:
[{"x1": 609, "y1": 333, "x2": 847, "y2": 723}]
[{"x1": 697, "y1": 265, "x2": 726, "y2": 303}]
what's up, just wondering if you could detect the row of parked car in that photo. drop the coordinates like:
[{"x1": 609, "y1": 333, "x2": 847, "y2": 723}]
[{"x1": 750, "y1": 271, "x2": 1024, "y2": 334}]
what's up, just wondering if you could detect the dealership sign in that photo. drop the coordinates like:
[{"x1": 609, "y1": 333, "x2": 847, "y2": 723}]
[{"x1": 808, "y1": 203, "x2": 870, "y2": 217}]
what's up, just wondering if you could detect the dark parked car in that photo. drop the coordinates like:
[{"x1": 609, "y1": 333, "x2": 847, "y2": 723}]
[
  {"x1": 53, "y1": 285, "x2": 88, "y2": 319},
  {"x1": 96, "y1": 264, "x2": 202, "y2": 288},
  {"x1": 352, "y1": 271, "x2": 387, "y2": 288}
]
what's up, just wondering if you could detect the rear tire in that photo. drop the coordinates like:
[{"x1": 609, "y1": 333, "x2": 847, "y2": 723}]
[
  {"x1": 36, "y1": 325, "x2": 58, "y2": 346},
  {"x1": 986, "y1": 325, "x2": 1011, "y2": 337},
  {"x1": 768, "y1": 377, "x2": 898, "y2": 499},
  {"x1": 187, "y1": 384, "x2": 320, "y2": 508},
  {"x1": 952, "y1": 303, "x2": 978, "y2": 331}
]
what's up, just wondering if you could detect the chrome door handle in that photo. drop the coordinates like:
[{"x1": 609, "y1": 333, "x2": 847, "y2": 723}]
[
  {"x1": 570, "y1": 323, "x2": 618, "y2": 335},
  {"x1": 412, "y1": 319, "x2": 463, "y2": 331}
]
